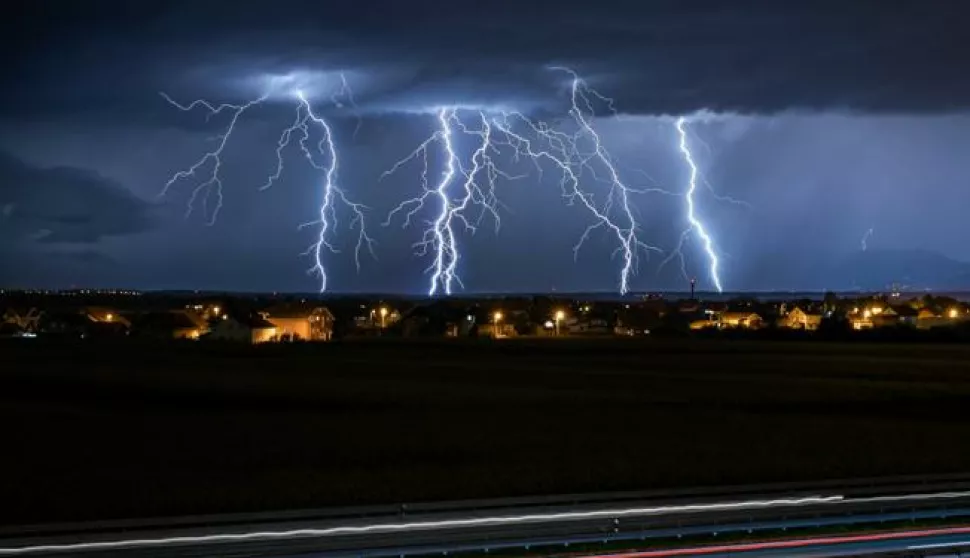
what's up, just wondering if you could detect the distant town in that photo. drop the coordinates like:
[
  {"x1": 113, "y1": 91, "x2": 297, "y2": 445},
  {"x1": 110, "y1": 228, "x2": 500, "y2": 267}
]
[{"x1": 3, "y1": 287, "x2": 970, "y2": 343}]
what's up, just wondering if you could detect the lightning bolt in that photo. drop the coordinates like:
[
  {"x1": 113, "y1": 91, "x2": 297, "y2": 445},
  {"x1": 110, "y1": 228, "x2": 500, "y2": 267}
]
[
  {"x1": 861, "y1": 227, "x2": 874, "y2": 251},
  {"x1": 160, "y1": 75, "x2": 374, "y2": 292},
  {"x1": 554, "y1": 67, "x2": 661, "y2": 294},
  {"x1": 385, "y1": 67, "x2": 663, "y2": 296},
  {"x1": 161, "y1": 68, "x2": 738, "y2": 296},
  {"x1": 663, "y1": 116, "x2": 724, "y2": 293},
  {"x1": 292, "y1": 90, "x2": 375, "y2": 292},
  {"x1": 383, "y1": 109, "x2": 516, "y2": 295},
  {"x1": 159, "y1": 93, "x2": 268, "y2": 224},
  {"x1": 493, "y1": 68, "x2": 662, "y2": 295}
]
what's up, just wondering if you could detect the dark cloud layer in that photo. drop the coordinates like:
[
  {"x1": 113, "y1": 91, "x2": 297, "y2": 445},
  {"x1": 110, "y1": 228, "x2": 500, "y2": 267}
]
[
  {"x1": 2, "y1": 1, "x2": 970, "y2": 292},
  {"x1": 3, "y1": 0, "x2": 970, "y2": 122},
  {"x1": 0, "y1": 153, "x2": 157, "y2": 244}
]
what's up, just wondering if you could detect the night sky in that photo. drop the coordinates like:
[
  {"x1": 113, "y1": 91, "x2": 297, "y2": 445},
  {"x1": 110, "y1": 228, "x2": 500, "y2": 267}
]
[{"x1": 2, "y1": 1, "x2": 970, "y2": 293}]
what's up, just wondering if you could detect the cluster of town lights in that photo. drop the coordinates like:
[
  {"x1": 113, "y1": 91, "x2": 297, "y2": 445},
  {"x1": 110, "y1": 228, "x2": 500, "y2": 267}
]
[
  {"x1": 850, "y1": 304, "x2": 964, "y2": 321},
  {"x1": 490, "y1": 309, "x2": 568, "y2": 337}
]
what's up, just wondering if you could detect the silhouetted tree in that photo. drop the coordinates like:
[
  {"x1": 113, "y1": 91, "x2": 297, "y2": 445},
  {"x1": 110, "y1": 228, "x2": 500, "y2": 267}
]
[{"x1": 823, "y1": 291, "x2": 839, "y2": 313}]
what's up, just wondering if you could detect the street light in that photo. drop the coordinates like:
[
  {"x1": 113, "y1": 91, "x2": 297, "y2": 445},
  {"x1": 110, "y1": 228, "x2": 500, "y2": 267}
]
[
  {"x1": 379, "y1": 307, "x2": 389, "y2": 329},
  {"x1": 492, "y1": 311, "x2": 503, "y2": 337},
  {"x1": 105, "y1": 313, "x2": 113, "y2": 322},
  {"x1": 554, "y1": 310, "x2": 565, "y2": 336}
]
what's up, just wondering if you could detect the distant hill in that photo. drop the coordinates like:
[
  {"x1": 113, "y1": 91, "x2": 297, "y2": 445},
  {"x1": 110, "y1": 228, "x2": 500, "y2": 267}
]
[{"x1": 828, "y1": 249, "x2": 970, "y2": 291}]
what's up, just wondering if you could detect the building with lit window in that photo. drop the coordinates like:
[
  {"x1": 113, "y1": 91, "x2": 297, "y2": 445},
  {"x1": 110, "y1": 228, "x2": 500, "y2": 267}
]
[
  {"x1": 781, "y1": 307, "x2": 822, "y2": 330},
  {"x1": 262, "y1": 306, "x2": 335, "y2": 341}
]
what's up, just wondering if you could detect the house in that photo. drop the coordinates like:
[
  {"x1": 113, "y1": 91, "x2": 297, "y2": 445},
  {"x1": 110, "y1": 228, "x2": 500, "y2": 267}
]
[
  {"x1": 347, "y1": 301, "x2": 404, "y2": 333},
  {"x1": 781, "y1": 307, "x2": 822, "y2": 330},
  {"x1": 207, "y1": 315, "x2": 277, "y2": 343},
  {"x1": 718, "y1": 312, "x2": 763, "y2": 329},
  {"x1": 676, "y1": 300, "x2": 701, "y2": 314},
  {"x1": 84, "y1": 307, "x2": 131, "y2": 328},
  {"x1": 567, "y1": 317, "x2": 612, "y2": 335},
  {"x1": 131, "y1": 311, "x2": 204, "y2": 340},
  {"x1": 705, "y1": 302, "x2": 730, "y2": 315},
  {"x1": 917, "y1": 306, "x2": 969, "y2": 330},
  {"x1": 40, "y1": 311, "x2": 128, "y2": 338},
  {"x1": 886, "y1": 305, "x2": 919, "y2": 326},
  {"x1": 40, "y1": 312, "x2": 90, "y2": 337},
  {"x1": 2, "y1": 307, "x2": 44, "y2": 333},
  {"x1": 477, "y1": 322, "x2": 517, "y2": 338},
  {"x1": 917, "y1": 308, "x2": 939, "y2": 321},
  {"x1": 262, "y1": 305, "x2": 335, "y2": 341},
  {"x1": 398, "y1": 302, "x2": 470, "y2": 337},
  {"x1": 945, "y1": 306, "x2": 970, "y2": 320},
  {"x1": 615, "y1": 307, "x2": 661, "y2": 336}
]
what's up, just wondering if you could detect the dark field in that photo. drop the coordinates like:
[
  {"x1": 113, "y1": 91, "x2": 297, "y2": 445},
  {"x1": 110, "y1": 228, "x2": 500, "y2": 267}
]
[{"x1": 3, "y1": 338, "x2": 970, "y2": 526}]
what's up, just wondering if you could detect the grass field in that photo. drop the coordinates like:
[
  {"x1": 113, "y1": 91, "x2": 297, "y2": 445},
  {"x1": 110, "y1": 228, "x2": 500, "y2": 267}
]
[{"x1": 2, "y1": 337, "x2": 970, "y2": 525}]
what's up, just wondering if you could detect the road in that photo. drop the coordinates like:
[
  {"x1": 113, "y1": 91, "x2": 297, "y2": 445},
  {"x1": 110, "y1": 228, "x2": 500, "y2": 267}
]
[{"x1": 3, "y1": 474, "x2": 970, "y2": 557}]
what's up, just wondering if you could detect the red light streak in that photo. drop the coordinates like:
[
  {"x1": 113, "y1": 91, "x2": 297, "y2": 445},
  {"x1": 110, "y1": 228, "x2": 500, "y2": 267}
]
[{"x1": 586, "y1": 525, "x2": 970, "y2": 557}]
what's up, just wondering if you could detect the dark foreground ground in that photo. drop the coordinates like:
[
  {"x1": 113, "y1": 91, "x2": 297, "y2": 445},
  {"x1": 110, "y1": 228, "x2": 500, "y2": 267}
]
[{"x1": 2, "y1": 337, "x2": 970, "y2": 526}]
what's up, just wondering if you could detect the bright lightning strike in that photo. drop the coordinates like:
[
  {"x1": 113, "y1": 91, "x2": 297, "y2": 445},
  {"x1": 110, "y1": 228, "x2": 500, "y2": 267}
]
[
  {"x1": 292, "y1": 91, "x2": 375, "y2": 292},
  {"x1": 385, "y1": 67, "x2": 664, "y2": 296},
  {"x1": 493, "y1": 68, "x2": 662, "y2": 295},
  {"x1": 555, "y1": 68, "x2": 660, "y2": 294},
  {"x1": 861, "y1": 227, "x2": 874, "y2": 251},
  {"x1": 669, "y1": 116, "x2": 724, "y2": 293},
  {"x1": 161, "y1": 68, "x2": 737, "y2": 296},
  {"x1": 383, "y1": 109, "x2": 515, "y2": 296},
  {"x1": 160, "y1": 76, "x2": 374, "y2": 292}
]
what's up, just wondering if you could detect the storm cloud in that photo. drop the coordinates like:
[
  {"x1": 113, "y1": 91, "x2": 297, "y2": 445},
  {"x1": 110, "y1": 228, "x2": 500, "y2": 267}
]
[
  {"x1": 0, "y1": 152, "x2": 157, "y2": 244},
  {"x1": 2, "y1": 1, "x2": 970, "y2": 292},
  {"x1": 3, "y1": 0, "x2": 970, "y2": 123}
]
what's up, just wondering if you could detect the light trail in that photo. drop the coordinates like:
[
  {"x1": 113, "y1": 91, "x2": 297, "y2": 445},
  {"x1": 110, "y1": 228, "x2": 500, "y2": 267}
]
[
  {"x1": 586, "y1": 525, "x2": 970, "y2": 557},
  {"x1": 160, "y1": 76, "x2": 374, "y2": 292},
  {"x1": 909, "y1": 539, "x2": 970, "y2": 550},
  {"x1": 6, "y1": 490, "x2": 970, "y2": 555},
  {"x1": 0, "y1": 495, "x2": 841, "y2": 555}
]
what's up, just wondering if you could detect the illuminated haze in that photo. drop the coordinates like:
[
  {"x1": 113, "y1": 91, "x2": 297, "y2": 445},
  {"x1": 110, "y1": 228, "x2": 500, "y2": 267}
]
[{"x1": 2, "y1": 1, "x2": 970, "y2": 293}]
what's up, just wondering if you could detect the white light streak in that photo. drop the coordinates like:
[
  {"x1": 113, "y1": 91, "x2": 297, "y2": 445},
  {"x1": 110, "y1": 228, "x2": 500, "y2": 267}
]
[
  {"x1": 5, "y1": 490, "x2": 970, "y2": 555},
  {"x1": 0, "y1": 495, "x2": 842, "y2": 555}
]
